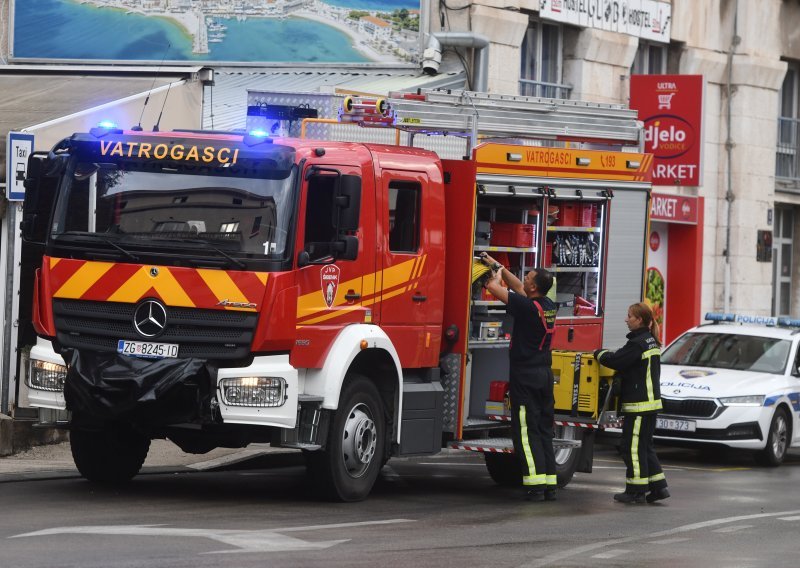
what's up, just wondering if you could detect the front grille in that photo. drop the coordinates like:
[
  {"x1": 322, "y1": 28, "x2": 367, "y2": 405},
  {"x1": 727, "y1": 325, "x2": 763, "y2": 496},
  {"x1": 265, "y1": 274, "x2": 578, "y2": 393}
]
[
  {"x1": 53, "y1": 299, "x2": 258, "y2": 360},
  {"x1": 661, "y1": 397, "x2": 720, "y2": 418}
]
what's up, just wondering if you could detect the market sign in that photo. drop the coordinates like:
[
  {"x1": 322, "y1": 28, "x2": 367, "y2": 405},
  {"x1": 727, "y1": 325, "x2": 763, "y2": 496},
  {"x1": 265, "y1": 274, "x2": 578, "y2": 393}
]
[
  {"x1": 650, "y1": 192, "x2": 699, "y2": 225},
  {"x1": 630, "y1": 75, "x2": 704, "y2": 186},
  {"x1": 540, "y1": 0, "x2": 671, "y2": 42}
]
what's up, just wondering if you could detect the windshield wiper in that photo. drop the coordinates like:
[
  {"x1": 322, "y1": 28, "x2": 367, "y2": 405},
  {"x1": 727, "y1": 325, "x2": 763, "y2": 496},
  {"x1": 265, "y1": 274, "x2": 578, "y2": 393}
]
[
  {"x1": 199, "y1": 241, "x2": 246, "y2": 269},
  {"x1": 100, "y1": 237, "x2": 140, "y2": 262}
]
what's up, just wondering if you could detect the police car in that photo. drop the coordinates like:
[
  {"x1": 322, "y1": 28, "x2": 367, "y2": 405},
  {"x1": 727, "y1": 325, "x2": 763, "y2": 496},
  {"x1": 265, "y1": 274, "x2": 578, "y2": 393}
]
[{"x1": 656, "y1": 313, "x2": 800, "y2": 466}]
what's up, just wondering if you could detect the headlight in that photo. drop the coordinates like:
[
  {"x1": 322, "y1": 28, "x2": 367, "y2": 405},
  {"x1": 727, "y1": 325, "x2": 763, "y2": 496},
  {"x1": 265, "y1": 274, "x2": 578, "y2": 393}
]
[
  {"x1": 27, "y1": 360, "x2": 67, "y2": 392},
  {"x1": 719, "y1": 395, "x2": 765, "y2": 407},
  {"x1": 219, "y1": 377, "x2": 287, "y2": 407}
]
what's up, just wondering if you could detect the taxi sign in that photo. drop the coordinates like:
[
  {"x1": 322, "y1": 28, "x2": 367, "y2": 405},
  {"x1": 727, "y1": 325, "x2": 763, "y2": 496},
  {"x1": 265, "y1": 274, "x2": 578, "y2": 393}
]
[{"x1": 6, "y1": 131, "x2": 34, "y2": 201}]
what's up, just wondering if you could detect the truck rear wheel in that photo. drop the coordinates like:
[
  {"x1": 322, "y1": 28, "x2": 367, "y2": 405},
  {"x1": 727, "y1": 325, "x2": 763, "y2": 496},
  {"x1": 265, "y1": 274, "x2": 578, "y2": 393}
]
[
  {"x1": 70, "y1": 422, "x2": 150, "y2": 484},
  {"x1": 554, "y1": 425, "x2": 581, "y2": 488},
  {"x1": 484, "y1": 452, "x2": 522, "y2": 486},
  {"x1": 305, "y1": 375, "x2": 385, "y2": 502}
]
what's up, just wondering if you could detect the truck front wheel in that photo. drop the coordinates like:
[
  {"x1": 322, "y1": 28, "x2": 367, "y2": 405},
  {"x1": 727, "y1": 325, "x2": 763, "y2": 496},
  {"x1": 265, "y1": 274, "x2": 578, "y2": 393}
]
[
  {"x1": 70, "y1": 421, "x2": 151, "y2": 484},
  {"x1": 306, "y1": 375, "x2": 385, "y2": 502}
]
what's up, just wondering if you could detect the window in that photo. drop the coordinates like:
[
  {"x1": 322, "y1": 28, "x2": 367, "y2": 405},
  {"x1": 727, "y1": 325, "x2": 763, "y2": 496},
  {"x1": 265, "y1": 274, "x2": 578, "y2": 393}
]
[
  {"x1": 303, "y1": 173, "x2": 338, "y2": 260},
  {"x1": 520, "y1": 20, "x2": 568, "y2": 98},
  {"x1": 631, "y1": 41, "x2": 667, "y2": 75},
  {"x1": 777, "y1": 61, "x2": 800, "y2": 180},
  {"x1": 388, "y1": 181, "x2": 421, "y2": 253},
  {"x1": 662, "y1": 332, "x2": 791, "y2": 375},
  {"x1": 772, "y1": 206, "x2": 794, "y2": 316},
  {"x1": 220, "y1": 222, "x2": 240, "y2": 233}
]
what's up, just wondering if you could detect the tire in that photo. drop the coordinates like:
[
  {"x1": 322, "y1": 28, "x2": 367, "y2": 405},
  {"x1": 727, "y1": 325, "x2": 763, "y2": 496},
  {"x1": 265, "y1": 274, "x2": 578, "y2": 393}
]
[
  {"x1": 484, "y1": 452, "x2": 522, "y2": 487},
  {"x1": 70, "y1": 422, "x2": 151, "y2": 484},
  {"x1": 554, "y1": 425, "x2": 582, "y2": 488},
  {"x1": 755, "y1": 407, "x2": 790, "y2": 467},
  {"x1": 306, "y1": 375, "x2": 385, "y2": 502}
]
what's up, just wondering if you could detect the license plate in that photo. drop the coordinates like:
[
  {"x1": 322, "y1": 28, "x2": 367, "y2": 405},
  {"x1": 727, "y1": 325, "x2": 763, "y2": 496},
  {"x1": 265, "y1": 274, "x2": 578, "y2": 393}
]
[
  {"x1": 117, "y1": 340, "x2": 179, "y2": 359},
  {"x1": 656, "y1": 417, "x2": 696, "y2": 432}
]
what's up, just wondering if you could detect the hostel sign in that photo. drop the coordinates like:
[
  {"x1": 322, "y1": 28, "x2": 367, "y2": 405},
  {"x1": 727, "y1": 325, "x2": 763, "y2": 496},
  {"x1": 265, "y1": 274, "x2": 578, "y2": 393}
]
[
  {"x1": 540, "y1": 0, "x2": 671, "y2": 42},
  {"x1": 630, "y1": 75, "x2": 704, "y2": 186}
]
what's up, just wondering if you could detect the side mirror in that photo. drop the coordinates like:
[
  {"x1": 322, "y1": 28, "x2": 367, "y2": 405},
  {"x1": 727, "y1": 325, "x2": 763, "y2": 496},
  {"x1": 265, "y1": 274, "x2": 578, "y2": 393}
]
[
  {"x1": 333, "y1": 175, "x2": 361, "y2": 232},
  {"x1": 335, "y1": 235, "x2": 359, "y2": 261},
  {"x1": 22, "y1": 153, "x2": 61, "y2": 244}
]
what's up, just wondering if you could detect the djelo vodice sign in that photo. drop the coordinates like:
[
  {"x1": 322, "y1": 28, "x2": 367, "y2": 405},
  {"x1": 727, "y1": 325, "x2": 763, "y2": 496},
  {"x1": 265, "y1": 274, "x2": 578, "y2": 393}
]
[{"x1": 630, "y1": 75, "x2": 704, "y2": 186}]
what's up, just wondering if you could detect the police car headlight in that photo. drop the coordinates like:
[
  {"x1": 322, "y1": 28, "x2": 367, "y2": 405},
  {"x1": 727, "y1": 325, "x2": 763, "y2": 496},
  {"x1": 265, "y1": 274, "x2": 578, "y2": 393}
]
[
  {"x1": 220, "y1": 377, "x2": 287, "y2": 407},
  {"x1": 27, "y1": 360, "x2": 67, "y2": 392},
  {"x1": 719, "y1": 395, "x2": 765, "y2": 407}
]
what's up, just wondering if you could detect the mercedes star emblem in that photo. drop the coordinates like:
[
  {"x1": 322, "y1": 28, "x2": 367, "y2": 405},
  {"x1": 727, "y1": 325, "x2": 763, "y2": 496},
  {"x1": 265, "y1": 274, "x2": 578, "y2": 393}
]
[{"x1": 133, "y1": 300, "x2": 167, "y2": 338}]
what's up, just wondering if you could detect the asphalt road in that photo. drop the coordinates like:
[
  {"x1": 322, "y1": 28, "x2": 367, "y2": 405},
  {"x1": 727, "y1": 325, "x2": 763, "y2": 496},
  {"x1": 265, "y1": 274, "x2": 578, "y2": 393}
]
[{"x1": 1, "y1": 444, "x2": 799, "y2": 568}]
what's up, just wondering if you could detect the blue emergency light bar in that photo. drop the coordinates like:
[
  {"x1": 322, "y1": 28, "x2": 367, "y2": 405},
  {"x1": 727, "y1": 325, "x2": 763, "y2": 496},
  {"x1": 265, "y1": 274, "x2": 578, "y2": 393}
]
[
  {"x1": 90, "y1": 120, "x2": 123, "y2": 138},
  {"x1": 705, "y1": 313, "x2": 800, "y2": 328}
]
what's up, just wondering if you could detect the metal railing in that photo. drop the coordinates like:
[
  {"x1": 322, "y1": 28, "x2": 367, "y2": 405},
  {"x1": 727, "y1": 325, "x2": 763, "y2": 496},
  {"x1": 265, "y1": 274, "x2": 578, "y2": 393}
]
[
  {"x1": 776, "y1": 116, "x2": 800, "y2": 182},
  {"x1": 518, "y1": 79, "x2": 572, "y2": 99}
]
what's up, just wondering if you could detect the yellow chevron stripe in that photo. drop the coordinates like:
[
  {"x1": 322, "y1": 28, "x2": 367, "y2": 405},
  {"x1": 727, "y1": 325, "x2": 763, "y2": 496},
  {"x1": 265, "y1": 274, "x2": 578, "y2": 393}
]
[
  {"x1": 197, "y1": 269, "x2": 250, "y2": 304},
  {"x1": 54, "y1": 261, "x2": 114, "y2": 299},
  {"x1": 49, "y1": 258, "x2": 61, "y2": 269},
  {"x1": 297, "y1": 304, "x2": 364, "y2": 326},
  {"x1": 106, "y1": 266, "x2": 195, "y2": 306},
  {"x1": 256, "y1": 273, "x2": 268, "y2": 286}
]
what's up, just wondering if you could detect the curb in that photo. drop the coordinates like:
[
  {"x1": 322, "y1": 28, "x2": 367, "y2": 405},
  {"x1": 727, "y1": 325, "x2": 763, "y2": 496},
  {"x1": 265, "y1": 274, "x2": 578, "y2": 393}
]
[{"x1": 0, "y1": 415, "x2": 69, "y2": 457}]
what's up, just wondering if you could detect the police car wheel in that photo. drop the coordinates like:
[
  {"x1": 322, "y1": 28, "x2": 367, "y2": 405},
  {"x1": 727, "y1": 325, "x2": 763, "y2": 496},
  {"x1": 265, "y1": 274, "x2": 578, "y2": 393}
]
[
  {"x1": 755, "y1": 407, "x2": 790, "y2": 467},
  {"x1": 305, "y1": 375, "x2": 385, "y2": 502}
]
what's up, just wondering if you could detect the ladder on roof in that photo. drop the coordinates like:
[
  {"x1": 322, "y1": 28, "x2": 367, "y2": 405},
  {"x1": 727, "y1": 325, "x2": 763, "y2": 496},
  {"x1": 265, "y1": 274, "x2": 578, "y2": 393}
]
[{"x1": 340, "y1": 89, "x2": 645, "y2": 152}]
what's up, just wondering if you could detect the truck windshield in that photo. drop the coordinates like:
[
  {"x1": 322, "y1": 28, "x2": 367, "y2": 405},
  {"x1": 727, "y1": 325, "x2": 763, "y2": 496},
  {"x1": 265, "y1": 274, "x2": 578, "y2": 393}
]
[
  {"x1": 661, "y1": 332, "x2": 791, "y2": 375},
  {"x1": 51, "y1": 158, "x2": 296, "y2": 259}
]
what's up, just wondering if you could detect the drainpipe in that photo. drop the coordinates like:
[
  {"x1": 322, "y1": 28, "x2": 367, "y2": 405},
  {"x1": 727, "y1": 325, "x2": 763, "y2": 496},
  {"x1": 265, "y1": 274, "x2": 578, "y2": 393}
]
[
  {"x1": 422, "y1": 32, "x2": 490, "y2": 92},
  {"x1": 723, "y1": 0, "x2": 740, "y2": 313}
]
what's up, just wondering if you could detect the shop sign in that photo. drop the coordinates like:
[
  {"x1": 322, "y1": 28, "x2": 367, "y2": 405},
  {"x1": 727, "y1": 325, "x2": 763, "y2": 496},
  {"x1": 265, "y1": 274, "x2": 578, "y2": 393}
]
[
  {"x1": 540, "y1": 0, "x2": 671, "y2": 42},
  {"x1": 630, "y1": 75, "x2": 704, "y2": 186},
  {"x1": 650, "y1": 192, "x2": 699, "y2": 225}
]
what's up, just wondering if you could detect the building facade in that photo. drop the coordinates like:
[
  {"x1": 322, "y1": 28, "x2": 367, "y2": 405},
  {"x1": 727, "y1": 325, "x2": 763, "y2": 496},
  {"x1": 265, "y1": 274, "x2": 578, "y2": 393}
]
[{"x1": 429, "y1": 0, "x2": 799, "y2": 322}]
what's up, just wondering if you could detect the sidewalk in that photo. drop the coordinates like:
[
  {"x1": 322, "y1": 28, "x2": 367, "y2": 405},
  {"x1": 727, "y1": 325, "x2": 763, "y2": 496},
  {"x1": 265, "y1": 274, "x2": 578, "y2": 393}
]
[{"x1": 0, "y1": 439, "x2": 300, "y2": 483}]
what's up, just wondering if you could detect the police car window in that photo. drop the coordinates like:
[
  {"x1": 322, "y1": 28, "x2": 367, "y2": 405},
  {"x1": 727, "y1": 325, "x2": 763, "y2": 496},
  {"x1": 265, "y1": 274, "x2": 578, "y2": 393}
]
[{"x1": 662, "y1": 332, "x2": 791, "y2": 375}]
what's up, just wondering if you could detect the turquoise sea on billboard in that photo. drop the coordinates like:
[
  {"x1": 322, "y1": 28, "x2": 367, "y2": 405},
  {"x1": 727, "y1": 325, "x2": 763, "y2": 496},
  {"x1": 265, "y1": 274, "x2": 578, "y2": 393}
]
[{"x1": 12, "y1": 0, "x2": 419, "y2": 62}]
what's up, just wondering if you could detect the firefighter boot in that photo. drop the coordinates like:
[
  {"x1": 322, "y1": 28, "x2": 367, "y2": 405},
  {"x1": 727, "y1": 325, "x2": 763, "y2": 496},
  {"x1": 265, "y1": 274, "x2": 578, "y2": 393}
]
[
  {"x1": 613, "y1": 491, "x2": 646, "y2": 504},
  {"x1": 524, "y1": 489, "x2": 545, "y2": 502},
  {"x1": 544, "y1": 488, "x2": 557, "y2": 501},
  {"x1": 646, "y1": 488, "x2": 670, "y2": 503}
]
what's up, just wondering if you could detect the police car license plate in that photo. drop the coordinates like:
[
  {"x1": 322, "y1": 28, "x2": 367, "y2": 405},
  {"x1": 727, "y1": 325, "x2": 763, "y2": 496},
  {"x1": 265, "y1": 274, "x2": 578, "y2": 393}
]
[
  {"x1": 117, "y1": 340, "x2": 179, "y2": 359},
  {"x1": 656, "y1": 417, "x2": 696, "y2": 432}
]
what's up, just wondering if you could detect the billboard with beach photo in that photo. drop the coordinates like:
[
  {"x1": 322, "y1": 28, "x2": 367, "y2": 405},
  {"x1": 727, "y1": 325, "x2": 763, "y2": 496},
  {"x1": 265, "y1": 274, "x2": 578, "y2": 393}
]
[{"x1": 10, "y1": 0, "x2": 422, "y2": 65}]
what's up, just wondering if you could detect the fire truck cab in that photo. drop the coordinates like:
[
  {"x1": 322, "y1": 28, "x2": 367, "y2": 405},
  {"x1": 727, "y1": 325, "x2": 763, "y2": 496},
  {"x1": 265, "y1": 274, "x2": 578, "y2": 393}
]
[{"x1": 22, "y1": 90, "x2": 652, "y2": 501}]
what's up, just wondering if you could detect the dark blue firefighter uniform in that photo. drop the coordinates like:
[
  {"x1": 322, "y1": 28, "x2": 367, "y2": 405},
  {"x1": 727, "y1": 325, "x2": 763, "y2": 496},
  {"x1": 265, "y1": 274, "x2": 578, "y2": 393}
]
[
  {"x1": 595, "y1": 328, "x2": 668, "y2": 495},
  {"x1": 506, "y1": 292, "x2": 557, "y2": 492}
]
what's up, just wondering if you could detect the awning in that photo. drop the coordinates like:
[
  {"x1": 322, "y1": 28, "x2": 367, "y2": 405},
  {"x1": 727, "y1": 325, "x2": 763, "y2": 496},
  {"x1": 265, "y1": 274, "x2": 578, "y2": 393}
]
[{"x1": 0, "y1": 66, "x2": 201, "y2": 183}]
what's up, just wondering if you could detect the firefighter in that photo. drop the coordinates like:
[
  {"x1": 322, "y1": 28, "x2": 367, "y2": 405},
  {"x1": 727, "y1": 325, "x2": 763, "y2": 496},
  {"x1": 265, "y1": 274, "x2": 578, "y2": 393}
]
[
  {"x1": 482, "y1": 254, "x2": 557, "y2": 501},
  {"x1": 594, "y1": 302, "x2": 670, "y2": 504}
]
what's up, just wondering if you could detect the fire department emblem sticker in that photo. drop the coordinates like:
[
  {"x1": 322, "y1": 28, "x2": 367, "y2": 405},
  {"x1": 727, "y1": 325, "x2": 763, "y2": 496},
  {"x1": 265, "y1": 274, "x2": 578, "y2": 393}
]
[{"x1": 320, "y1": 265, "x2": 340, "y2": 308}]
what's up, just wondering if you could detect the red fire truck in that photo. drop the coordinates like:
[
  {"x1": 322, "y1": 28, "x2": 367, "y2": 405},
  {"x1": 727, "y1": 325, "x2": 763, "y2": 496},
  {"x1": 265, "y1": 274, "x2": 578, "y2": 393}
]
[{"x1": 22, "y1": 90, "x2": 652, "y2": 501}]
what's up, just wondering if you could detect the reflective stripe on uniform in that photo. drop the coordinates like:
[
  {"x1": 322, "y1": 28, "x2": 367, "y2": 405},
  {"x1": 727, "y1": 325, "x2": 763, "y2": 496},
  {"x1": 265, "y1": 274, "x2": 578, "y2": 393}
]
[
  {"x1": 621, "y1": 399, "x2": 663, "y2": 412},
  {"x1": 641, "y1": 347, "x2": 660, "y2": 402},
  {"x1": 648, "y1": 472, "x2": 666, "y2": 482},
  {"x1": 546, "y1": 475, "x2": 557, "y2": 486},
  {"x1": 519, "y1": 406, "x2": 546, "y2": 486},
  {"x1": 626, "y1": 416, "x2": 648, "y2": 486}
]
